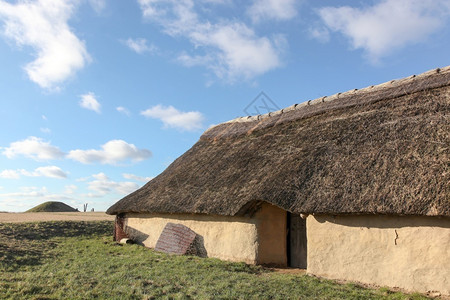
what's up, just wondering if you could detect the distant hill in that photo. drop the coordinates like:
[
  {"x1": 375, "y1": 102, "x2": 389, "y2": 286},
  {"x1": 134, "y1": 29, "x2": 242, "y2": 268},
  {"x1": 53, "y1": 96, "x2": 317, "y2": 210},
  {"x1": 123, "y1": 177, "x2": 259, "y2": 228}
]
[{"x1": 27, "y1": 201, "x2": 78, "y2": 213}]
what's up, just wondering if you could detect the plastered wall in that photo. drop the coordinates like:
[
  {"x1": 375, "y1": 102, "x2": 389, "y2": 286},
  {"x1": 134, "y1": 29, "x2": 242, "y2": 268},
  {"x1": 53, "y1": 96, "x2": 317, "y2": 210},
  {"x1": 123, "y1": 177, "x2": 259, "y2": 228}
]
[
  {"x1": 124, "y1": 203, "x2": 287, "y2": 265},
  {"x1": 307, "y1": 215, "x2": 450, "y2": 295},
  {"x1": 125, "y1": 212, "x2": 259, "y2": 263},
  {"x1": 255, "y1": 203, "x2": 287, "y2": 266}
]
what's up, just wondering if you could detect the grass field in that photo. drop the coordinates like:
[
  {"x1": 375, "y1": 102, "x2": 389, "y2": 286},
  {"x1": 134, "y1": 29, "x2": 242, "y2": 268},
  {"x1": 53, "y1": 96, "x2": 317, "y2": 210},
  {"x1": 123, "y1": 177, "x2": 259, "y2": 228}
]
[
  {"x1": 0, "y1": 212, "x2": 114, "y2": 223},
  {"x1": 0, "y1": 221, "x2": 430, "y2": 299}
]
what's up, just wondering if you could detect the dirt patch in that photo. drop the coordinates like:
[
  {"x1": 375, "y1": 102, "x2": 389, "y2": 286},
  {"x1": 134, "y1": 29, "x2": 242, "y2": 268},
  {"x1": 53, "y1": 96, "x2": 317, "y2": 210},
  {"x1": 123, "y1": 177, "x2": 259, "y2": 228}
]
[
  {"x1": 269, "y1": 268, "x2": 306, "y2": 275},
  {"x1": 0, "y1": 212, "x2": 114, "y2": 223}
]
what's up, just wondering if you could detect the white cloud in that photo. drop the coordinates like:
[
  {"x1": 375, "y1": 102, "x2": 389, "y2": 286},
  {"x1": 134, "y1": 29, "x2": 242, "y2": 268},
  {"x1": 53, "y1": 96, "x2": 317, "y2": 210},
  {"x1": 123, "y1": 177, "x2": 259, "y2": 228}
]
[
  {"x1": 0, "y1": 169, "x2": 20, "y2": 179},
  {"x1": 201, "y1": 0, "x2": 231, "y2": 4},
  {"x1": 317, "y1": 0, "x2": 450, "y2": 61},
  {"x1": 2, "y1": 136, "x2": 64, "y2": 161},
  {"x1": 87, "y1": 172, "x2": 139, "y2": 195},
  {"x1": 2, "y1": 136, "x2": 150, "y2": 166},
  {"x1": 30, "y1": 166, "x2": 67, "y2": 178},
  {"x1": 178, "y1": 23, "x2": 285, "y2": 81},
  {"x1": 64, "y1": 184, "x2": 78, "y2": 194},
  {"x1": 116, "y1": 106, "x2": 131, "y2": 116},
  {"x1": 124, "y1": 38, "x2": 157, "y2": 54},
  {"x1": 79, "y1": 92, "x2": 101, "y2": 113},
  {"x1": 0, "y1": 186, "x2": 48, "y2": 198},
  {"x1": 138, "y1": 0, "x2": 284, "y2": 82},
  {"x1": 40, "y1": 127, "x2": 51, "y2": 134},
  {"x1": 89, "y1": 0, "x2": 106, "y2": 13},
  {"x1": 138, "y1": 0, "x2": 162, "y2": 19},
  {"x1": 309, "y1": 27, "x2": 330, "y2": 43},
  {"x1": 247, "y1": 0, "x2": 298, "y2": 23},
  {"x1": 0, "y1": 166, "x2": 67, "y2": 179},
  {"x1": 0, "y1": 0, "x2": 90, "y2": 90},
  {"x1": 123, "y1": 173, "x2": 153, "y2": 182},
  {"x1": 76, "y1": 176, "x2": 90, "y2": 182},
  {"x1": 0, "y1": 187, "x2": 73, "y2": 210},
  {"x1": 67, "y1": 140, "x2": 152, "y2": 165},
  {"x1": 141, "y1": 104, "x2": 204, "y2": 131}
]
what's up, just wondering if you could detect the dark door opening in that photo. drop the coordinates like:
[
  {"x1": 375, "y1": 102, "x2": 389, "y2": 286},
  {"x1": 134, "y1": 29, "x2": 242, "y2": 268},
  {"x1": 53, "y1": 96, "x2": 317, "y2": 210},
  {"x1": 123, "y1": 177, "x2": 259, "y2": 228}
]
[{"x1": 287, "y1": 212, "x2": 307, "y2": 268}]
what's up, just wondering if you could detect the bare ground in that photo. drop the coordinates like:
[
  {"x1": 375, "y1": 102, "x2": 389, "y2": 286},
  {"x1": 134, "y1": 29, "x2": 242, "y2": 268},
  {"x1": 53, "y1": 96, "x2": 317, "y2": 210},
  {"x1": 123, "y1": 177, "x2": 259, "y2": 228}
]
[{"x1": 0, "y1": 212, "x2": 114, "y2": 223}]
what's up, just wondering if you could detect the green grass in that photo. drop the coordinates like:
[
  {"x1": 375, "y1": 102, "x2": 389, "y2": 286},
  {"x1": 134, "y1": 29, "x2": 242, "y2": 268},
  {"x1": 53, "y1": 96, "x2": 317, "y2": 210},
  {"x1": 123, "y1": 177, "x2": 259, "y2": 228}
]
[{"x1": 0, "y1": 222, "x2": 430, "y2": 299}]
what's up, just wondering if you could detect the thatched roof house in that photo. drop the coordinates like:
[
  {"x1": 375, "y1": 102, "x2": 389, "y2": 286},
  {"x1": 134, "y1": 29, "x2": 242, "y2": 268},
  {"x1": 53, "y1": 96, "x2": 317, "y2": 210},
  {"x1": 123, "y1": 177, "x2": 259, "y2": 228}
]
[{"x1": 108, "y1": 66, "x2": 449, "y2": 295}]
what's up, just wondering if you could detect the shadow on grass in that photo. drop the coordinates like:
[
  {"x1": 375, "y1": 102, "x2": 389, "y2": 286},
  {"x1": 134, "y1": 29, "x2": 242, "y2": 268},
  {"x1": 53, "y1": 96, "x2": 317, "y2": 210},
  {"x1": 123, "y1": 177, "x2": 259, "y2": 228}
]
[
  {"x1": 0, "y1": 221, "x2": 113, "y2": 271},
  {"x1": 0, "y1": 221, "x2": 113, "y2": 240}
]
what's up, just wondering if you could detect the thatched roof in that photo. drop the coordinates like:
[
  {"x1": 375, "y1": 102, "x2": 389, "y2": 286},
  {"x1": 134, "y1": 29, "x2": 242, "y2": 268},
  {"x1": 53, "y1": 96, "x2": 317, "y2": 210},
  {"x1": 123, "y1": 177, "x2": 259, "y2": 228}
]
[{"x1": 108, "y1": 67, "x2": 450, "y2": 217}]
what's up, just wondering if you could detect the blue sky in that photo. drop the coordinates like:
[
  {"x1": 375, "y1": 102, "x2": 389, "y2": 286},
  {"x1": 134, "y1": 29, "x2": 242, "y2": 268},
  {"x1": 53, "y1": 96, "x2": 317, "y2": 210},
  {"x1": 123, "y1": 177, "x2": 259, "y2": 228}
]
[{"x1": 0, "y1": 0, "x2": 449, "y2": 212}]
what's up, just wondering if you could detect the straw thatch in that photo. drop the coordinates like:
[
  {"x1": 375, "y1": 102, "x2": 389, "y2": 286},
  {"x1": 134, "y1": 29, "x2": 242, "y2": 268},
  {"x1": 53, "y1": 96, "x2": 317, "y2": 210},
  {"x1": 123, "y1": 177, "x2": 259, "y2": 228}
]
[{"x1": 108, "y1": 67, "x2": 450, "y2": 217}]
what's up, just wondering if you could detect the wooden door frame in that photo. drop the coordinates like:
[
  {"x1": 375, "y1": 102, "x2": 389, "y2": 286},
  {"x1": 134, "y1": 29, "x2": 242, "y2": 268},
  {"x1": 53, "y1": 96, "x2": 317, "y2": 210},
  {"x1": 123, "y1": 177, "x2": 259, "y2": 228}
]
[{"x1": 287, "y1": 212, "x2": 307, "y2": 268}]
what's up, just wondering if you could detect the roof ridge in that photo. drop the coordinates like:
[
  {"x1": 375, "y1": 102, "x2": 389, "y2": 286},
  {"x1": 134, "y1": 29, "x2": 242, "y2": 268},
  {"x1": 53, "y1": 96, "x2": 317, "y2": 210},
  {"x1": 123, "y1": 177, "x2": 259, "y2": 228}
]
[{"x1": 217, "y1": 66, "x2": 450, "y2": 127}]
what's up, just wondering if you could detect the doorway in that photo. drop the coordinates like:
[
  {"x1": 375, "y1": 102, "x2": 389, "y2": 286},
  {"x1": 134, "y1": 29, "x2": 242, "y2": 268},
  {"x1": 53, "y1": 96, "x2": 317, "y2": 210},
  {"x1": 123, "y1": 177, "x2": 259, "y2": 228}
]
[{"x1": 287, "y1": 212, "x2": 307, "y2": 268}]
